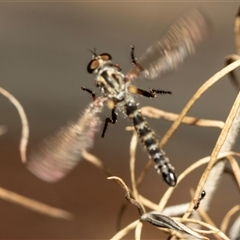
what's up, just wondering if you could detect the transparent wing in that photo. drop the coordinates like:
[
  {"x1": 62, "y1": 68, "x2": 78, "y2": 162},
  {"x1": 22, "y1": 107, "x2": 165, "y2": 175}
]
[
  {"x1": 126, "y1": 9, "x2": 210, "y2": 81},
  {"x1": 27, "y1": 97, "x2": 106, "y2": 182}
]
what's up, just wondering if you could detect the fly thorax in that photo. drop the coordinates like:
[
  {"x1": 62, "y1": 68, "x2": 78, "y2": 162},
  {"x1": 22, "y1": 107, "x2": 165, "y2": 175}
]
[{"x1": 96, "y1": 66, "x2": 126, "y2": 102}]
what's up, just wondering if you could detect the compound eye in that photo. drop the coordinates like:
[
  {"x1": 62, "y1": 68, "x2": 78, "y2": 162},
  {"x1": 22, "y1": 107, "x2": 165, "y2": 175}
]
[
  {"x1": 100, "y1": 53, "x2": 112, "y2": 61},
  {"x1": 87, "y1": 59, "x2": 99, "y2": 73}
]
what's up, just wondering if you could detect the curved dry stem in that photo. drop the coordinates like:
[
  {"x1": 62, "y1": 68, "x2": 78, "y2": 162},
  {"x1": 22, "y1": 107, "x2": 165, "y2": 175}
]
[
  {"x1": 0, "y1": 86, "x2": 29, "y2": 163},
  {"x1": 177, "y1": 218, "x2": 230, "y2": 240},
  {"x1": 220, "y1": 204, "x2": 240, "y2": 233},
  {"x1": 225, "y1": 54, "x2": 240, "y2": 90},
  {"x1": 129, "y1": 131, "x2": 139, "y2": 200},
  {"x1": 197, "y1": 210, "x2": 222, "y2": 240},
  {"x1": 108, "y1": 176, "x2": 145, "y2": 217},
  {"x1": 82, "y1": 150, "x2": 114, "y2": 178},
  {"x1": 225, "y1": 155, "x2": 240, "y2": 188},
  {"x1": 139, "y1": 194, "x2": 163, "y2": 212},
  {"x1": 108, "y1": 176, "x2": 130, "y2": 194},
  {"x1": 141, "y1": 106, "x2": 224, "y2": 129},
  {"x1": 0, "y1": 186, "x2": 72, "y2": 220},
  {"x1": 160, "y1": 59, "x2": 240, "y2": 148},
  {"x1": 135, "y1": 221, "x2": 143, "y2": 240},
  {"x1": 109, "y1": 220, "x2": 140, "y2": 240},
  {"x1": 136, "y1": 159, "x2": 152, "y2": 186}
]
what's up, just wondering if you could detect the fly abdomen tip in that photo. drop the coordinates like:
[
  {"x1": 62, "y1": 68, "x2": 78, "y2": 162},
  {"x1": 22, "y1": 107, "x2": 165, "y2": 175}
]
[{"x1": 162, "y1": 170, "x2": 177, "y2": 187}]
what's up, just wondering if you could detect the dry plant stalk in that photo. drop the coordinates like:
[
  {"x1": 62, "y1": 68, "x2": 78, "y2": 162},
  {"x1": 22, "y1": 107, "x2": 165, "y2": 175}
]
[
  {"x1": 0, "y1": 87, "x2": 29, "y2": 163},
  {"x1": 0, "y1": 186, "x2": 73, "y2": 220}
]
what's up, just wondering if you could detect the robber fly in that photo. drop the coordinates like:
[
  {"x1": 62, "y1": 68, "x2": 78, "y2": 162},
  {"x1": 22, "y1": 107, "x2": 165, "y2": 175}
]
[{"x1": 27, "y1": 9, "x2": 209, "y2": 186}]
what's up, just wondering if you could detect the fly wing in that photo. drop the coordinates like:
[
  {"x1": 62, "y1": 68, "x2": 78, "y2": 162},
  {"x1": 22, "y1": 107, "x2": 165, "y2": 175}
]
[
  {"x1": 126, "y1": 9, "x2": 210, "y2": 81},
  {"x1": 27, "y1": 97, "x2": 106, "y2": 182}
]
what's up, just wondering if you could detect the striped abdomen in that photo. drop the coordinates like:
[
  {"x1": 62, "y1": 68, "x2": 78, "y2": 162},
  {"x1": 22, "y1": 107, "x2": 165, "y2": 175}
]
[{"x1": 125, "y1": 100, "x2": 177, "y2": 186}]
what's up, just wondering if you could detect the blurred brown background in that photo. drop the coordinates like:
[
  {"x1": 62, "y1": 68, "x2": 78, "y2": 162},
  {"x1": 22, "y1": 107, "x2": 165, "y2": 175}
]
[{"x1": 0, "y1": 2, "x2": 239, "y2": 239}]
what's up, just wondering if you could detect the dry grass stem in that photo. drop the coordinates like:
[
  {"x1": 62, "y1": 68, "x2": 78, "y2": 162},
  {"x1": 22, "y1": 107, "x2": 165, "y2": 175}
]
[
  {"x1": 135, "y1": 221, "x2": 143, "y2": 240},
  {"x1": 226, "y1": 155, "x2": 240, "y2": 188},
  {"x1": 129, "y1": 131, "x2": 139, "y2": 200},
  {"x1": 220, "y1": 204, "x2": 240, "y2": 233},
  {"x1": 138, "y1": 195, "x2": 163, "y2": 212},
  {"x1": 0, "y1": 186, "x2": 72, "y2": 220},
  {"x1": 82, "y1": 150, "x2": 114, "y2": 178},
  {"x1": 109, "y1": 219, "x2": 140, "y2": 240},
  {"x1": 0, "y1": 86, "x2": 29, "y2": 163},
  {"x1": 197, "y1": 210, "x2": 222, "y2": 240},
  {"x1": 177, "y1": 218, "x2": 230, "y2": 240},
  {"x1": 160, "y1": 59, "x2": 240, "y2": 148},
  {"x1": 107, "y1": 176, "x2": 130, "y2": 194},
  {"x1": 141, "y1": 106, "x2": 224, "y2": 129}
]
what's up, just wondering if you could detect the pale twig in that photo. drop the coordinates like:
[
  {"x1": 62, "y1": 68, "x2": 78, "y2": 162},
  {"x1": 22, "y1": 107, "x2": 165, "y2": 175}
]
[
  {"x1": 135, "y1": 221, "x2": 143, "y2": 240},
  {"x1": 0, "y1": 86, "x2": 29, "y2": 163},
  {"x1": 197, "y1": 210, "x2": 222, "y2": 240},
  {"x1": 82, "y1": 150, "x2": 114, "y2": 178},
  {"x1": 177, "y1": 218, "x2": 230, "y2": 240},
  {"x1": 141, "y1": 107, "x2": 224, "y2": 129},
  {"x1": 225, "y1": 54, "x2": 240, "y2": 90},
  {"x1": 0, "y1": 186, "x2": 72, "y2": 220},
  {"x1": 107, "y1": 176, "x2": 145, "y2": 217},
  {"x1": 129, "y1": 131, "x2": 139, "y2": 201},
  {"x1": 225, "y1": 155, "x2": 240, "y2": 188},
  {"x1": 160, "y1": 59, "x2": 240, "y2": 148},
  {"x1": 220, "y1": 205, "x2": 240, "y2": 233},
  {"x1": 109, "y1": 219, "x2": 139, "y2": 240}
]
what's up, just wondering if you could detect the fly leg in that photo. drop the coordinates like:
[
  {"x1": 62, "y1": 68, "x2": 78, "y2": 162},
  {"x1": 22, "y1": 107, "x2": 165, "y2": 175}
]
[
  {"x1": 81, "y1": 87, "x2": 96, "y2": 101},
  {"x1": 128, "y1": 85, "x2": 172, "y2": 98},
  {"x1": 101, "y1": 105, "x2": 117, "y2": 138},
  {"x1": 130, "y1": 45, "x2": 173, "y2": 97},
  {"x1": 130, "y1": 44, "x2": 144, "y2": 72}
]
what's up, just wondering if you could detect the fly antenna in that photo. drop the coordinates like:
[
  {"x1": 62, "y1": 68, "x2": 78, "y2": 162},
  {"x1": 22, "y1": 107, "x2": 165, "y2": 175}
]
[{"x1": 88, "y1": 48, "x2": 97, "y2": 59}]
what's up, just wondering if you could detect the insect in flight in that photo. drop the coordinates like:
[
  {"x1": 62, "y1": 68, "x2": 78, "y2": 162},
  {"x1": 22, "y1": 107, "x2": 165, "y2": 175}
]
[{"x1": 27, "y1": 9, "x2": 209, "y2": 186}]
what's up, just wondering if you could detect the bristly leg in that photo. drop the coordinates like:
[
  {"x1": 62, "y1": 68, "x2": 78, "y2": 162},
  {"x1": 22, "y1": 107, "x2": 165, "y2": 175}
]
[
  {"x1": 81, "y1": 86, "x2": 96, "y2": 101},
  {"x1": 101, "y1": 106, "x2": 118, "y2": 138},
  {"x1": 128, "y1": 85, "x2": 172, "y2": 98},
  {"x1": 130, "y1": 45, "x2": 144, "y2": 72},
  {"x1": 149, "y1": 88, "x2": 172, "y2": 97}
]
